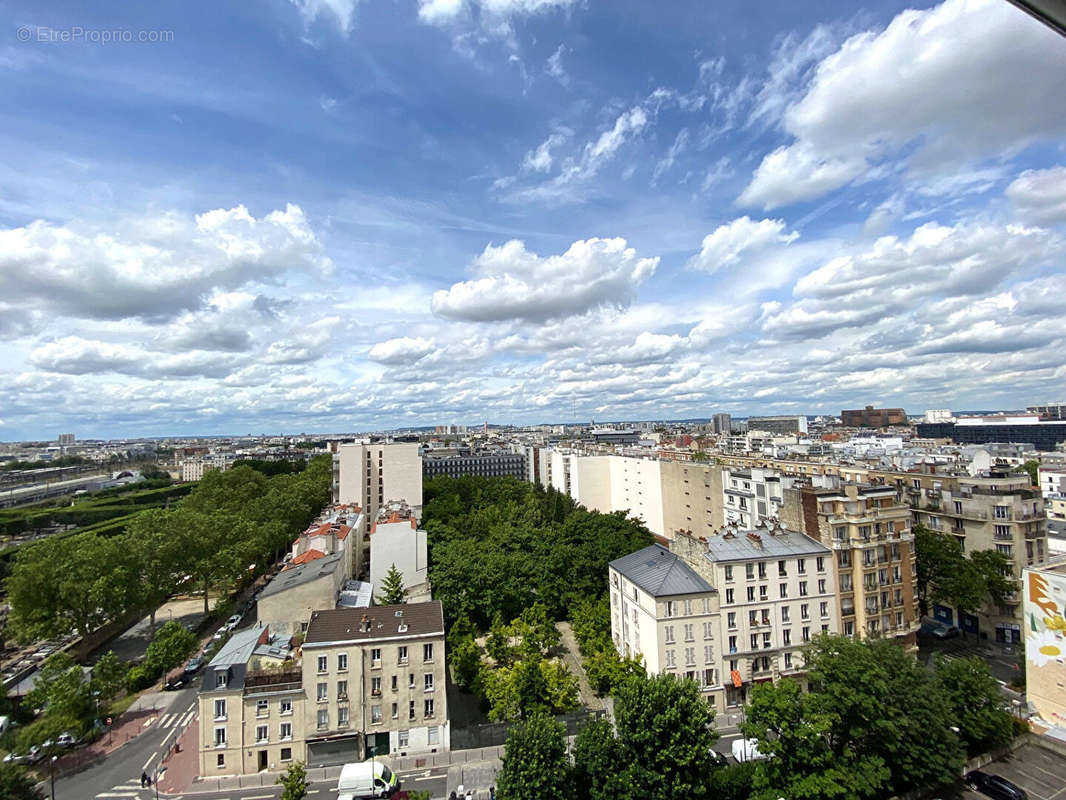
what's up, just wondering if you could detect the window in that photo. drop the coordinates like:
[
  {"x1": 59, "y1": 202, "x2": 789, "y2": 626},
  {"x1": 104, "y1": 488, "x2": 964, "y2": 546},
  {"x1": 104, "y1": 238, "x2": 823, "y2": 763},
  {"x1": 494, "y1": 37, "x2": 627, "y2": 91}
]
[
  {"x1": 779, "y1": 583, "x2": 788, "y2": 599},
  {"x1": 214, "y1": 727, "x2": 226, "y2": 746},
  {"x1": 256, "y1": 725, "x2": 268, "y2": 743},
  {"x1": 994, "y1": 505, "x2": 1009, "y2": 519},
  {"x1": 762, "y1": 632, "x2": 771, "y2": 649},
  {"x1": 996, "y1": 544, "x2": 1012, "y2": 557},
  {"x1": 726, "y1": 588, "x2": 735, "y2": 604},
  {"x1": 684, "y1": 599, "x2": 693, "y2": 615},
  {"x1": 820, "y1": 601, "x2": 829, "y2": 618},
  {"x1": 781, "y1": 606, "x2": 790, "y2": 623},
  {"x1": 398, "y1": 646, "x2": 408, "y2": 664},
  {"x1": 214, "y1": 699, "x2": 227, "y2": 720},
  {"x1": 665, "y1": 625, "x2": 675, "y2": 643},
  {"x1": 317, "y1": 655, "x2": 328, "y2": 673},
  {"x1": 724, "y1": 565, "x2": 733, "y2": 581},
  {"x1": 758, "y1": 585, "x2": 767, "y2": 601},
  {"x1": 338, "y1": 707, "x2": 349, "y2": 727},
  {"x1": 371, "y1": 648, "x2": 381, "y2": 665},
  {"x1": 256, "y1": 699, "x2": 268, "y2": 717},
  {"x1": 750, "y1": 633, "x2": 759, "y2": 650},
  {"x1": 728, "y1": 635, "x2": 737, "y2": 653},
  {"x1": 281, "y1": 747, "x2": 292, "y2": 761},
  {"x1": 704, "y1": 645, "x2": 714, "y2": 663},
  {"x1": 757, "y1": 562, "x2": 767, "y2": 579},
  {"x1": 428, "y1": 726, "x2": 440, "y2": 745},
  {"x1": 217, "y1": 753, "x2": 225, "y2": 768},
  {"x1": 749, "y1": 609, "x2": 758, "y2": 625},
  {"x1": 280, "y1": 722, "x2": 292, "y2": 740},
  {"x1": 685, "y1": 647, "x2": 696, "y2": 666},
  {"x1": 409, "y1": 673, "x2": 415, "y2": 689},
  {"x1": 778, "y1": 560, "x2": 788, "y2": 577},
  {"x1": 727, "y1": 612, "x2": 736, "y2": 629},
  {"x1": 703, "y1": 621, "x2": 714, "y2": 639},
  {"x1": 371, "y1": 677, "x2": 381, "y2": 696},
  {"x1": 816, "y1": 556, "x2": 825, "y2": 572},
  {"x1": 684, "y1": 624, "x2": 694, "y2": 641},
  {"x1": 784, "y1": 652, "x2": 793, "y2": 669},
  {"x1": 783, "y1": 628, "x2": 791, "y2": 645},
  {"x1": 338, "y1": 653, "x2": 348, "y2": 671},
  {"x1": 317, "y1": 682, "x2": 328, "y2": 702},
  {"x1": 797, "y1": 558, "x2": 806, "y2": 574},
  {"x1": 392, "y1": 703, "x2": 398, "y2": 719},
  {"x1": 424, "y1": 698, "x2": 435, "y2": 717},
  {"x1": 799, "y1": 581, "x2": 808, "y2": 596},
  {"x1": 425, "y1": 673, "x2": 434, "y2": 691},
  {"x1": 424, "y1": 643, "x2": 434, "y2": 662},
  {"x1": 215, "y1": 672, "x2": 228, "y2": 689},
  {"x1": 665, "y1": 600, "x2": 676, "y2": 617},
  {"x1": 398, "y1": 730, "x2": 409, "y2": 748},
  {"x1": 802, "y1": 626, "x2": 810, "y2": 642},
  {"x1": 745, "y1": 563, "x2": 755, "y2": 580},
  {"x1": 818, "y1": 579, "x2": 826, "y2": 594},
  {"x1": 338, "y1": 680, "x2": 348, "y2": 699}
]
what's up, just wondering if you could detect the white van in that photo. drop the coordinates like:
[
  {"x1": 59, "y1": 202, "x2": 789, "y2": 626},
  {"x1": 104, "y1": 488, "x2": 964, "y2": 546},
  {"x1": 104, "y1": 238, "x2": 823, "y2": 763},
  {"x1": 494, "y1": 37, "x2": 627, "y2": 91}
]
[
  {"x1": 336, "y1": 760, "x2": 400, "y2": 800},
  {"x1": 731, "y1": 737, "x2": 767, "y2": 762}
]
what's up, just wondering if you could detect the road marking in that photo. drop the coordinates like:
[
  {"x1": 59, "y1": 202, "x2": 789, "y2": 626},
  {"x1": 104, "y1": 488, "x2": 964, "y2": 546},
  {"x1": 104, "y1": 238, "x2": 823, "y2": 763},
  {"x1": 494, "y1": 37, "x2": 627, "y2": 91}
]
[
  {"x1": 161, "y1": 713, "x2": 176, "y2": 727},
  {"x1": 95, "y1": 793, "x2": 140, "y2": 798},
  {"x1": 180, "y1": 710, "x2": 195, "y2": 726},
  {"x1": 413, "y1": 775, "x2": 440, "y2": 781},
  {"x1": 143, "y1": 752, "x2": 157, "y2": 770},
  {"x1": 244, "y1": 795, "x2": 274, "y2": 799}
]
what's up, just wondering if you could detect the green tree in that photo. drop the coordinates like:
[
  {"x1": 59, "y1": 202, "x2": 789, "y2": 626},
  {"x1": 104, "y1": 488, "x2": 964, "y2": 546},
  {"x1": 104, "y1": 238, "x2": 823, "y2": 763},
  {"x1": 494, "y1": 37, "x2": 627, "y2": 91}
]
[
  {"x1": 514, "y1": 603, "x2": 561, "y2": 657},
  {"x1": 572, "y1": 717, "x2": 624, "y2": 800},
  {"x1": 125, "y1": 510, "x2": 184, "y2": 629},
  {"x1": 1020, "y1": 460, "x2": 1039, "y2": 487},
  {"x1": 612, "y1": 672, "x2": 717, "y2": 800},
  {"x1": 377, "y1": 563, "x2": 407, "y2": 606},
  {"x1": 91, "y1": 650, "x2": 128, "y2": 707},
  {"x1": 498, "y1": 713, "x2": 571, "y2": 800},
  {"x1": 936, "y1": 656, "x2": 1012, "y2": 756},
  {"x1": 539, "y1": 659, "x2": 580, "y2": 714},
  {"x1": 0, "y1": 762, "x2": 45, "y2": 799},
  {"x1": 914, "y1": 523, "x2": 964, "y2": 616},
  {"x1": 25, "y1": 653, "x2": 93, "y2": 724},
  {"x1": 970, "y1": 549, "x2": 1015, "y2": 608},
  {"x1": 143, "y1": 620, "x2": 197, "y2": 678},
  {"x1": 451, "y1": 636, "x2": 483, "y2": 691},
  {"x1": 276, "y1": 761, "x2": 308, "y2": 800},
  {"x1": 486, "y1": 612, "x2": 515, "y2": 666}
]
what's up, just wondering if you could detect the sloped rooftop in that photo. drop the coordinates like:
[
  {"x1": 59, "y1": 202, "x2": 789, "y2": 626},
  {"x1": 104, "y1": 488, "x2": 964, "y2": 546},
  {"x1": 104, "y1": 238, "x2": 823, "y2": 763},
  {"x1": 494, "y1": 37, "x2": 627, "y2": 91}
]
[{"x1": 609, "y1": 544, "x2": 714, "y2": 597}]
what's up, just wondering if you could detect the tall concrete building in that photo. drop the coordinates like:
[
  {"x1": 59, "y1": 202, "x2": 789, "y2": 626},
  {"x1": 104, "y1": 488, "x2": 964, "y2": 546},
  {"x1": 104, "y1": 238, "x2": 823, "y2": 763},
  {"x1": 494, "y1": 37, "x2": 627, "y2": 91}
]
[
  {"x1": 780, "y1": 481, "x2": 920, "y2": 647},
  {"x1": 721, "y1": 467, "x2": 800, "y2": 529},
  {"x1": 1028, "y1": 402, "x2": 1066, "y2": 421},
  {"x1": 712, "y1": 413, "x2": 732, "y2": 434},
  {"x1": 746, "y1": 415, "x2": 808, "y2": 435},
  {"x1": 333, "y1": 443, "x2": 423, "y2": 536}
]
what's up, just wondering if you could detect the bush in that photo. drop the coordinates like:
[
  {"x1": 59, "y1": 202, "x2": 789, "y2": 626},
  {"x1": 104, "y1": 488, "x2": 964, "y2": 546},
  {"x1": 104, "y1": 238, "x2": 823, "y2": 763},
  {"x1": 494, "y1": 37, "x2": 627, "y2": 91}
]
[{"x1": 126, "y1": 665, "x2": 154, "y2": 693}]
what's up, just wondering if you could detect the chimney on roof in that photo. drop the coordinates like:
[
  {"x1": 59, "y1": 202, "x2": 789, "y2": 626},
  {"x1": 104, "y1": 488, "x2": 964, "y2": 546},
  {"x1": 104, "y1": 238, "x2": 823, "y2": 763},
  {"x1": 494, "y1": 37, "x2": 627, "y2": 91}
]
[
  {"x1": 746, "y1": 532, "x2": 763, "y2": 548},
  {"x1": 360, "y1": 613, "x2": 371, "y2": 633}
]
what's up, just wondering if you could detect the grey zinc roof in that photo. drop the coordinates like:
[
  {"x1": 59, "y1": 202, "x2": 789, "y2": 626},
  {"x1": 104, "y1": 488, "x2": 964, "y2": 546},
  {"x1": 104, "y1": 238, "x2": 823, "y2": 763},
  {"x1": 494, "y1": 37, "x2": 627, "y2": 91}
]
[
  {"x1": 259, "y1": 551, "x2": 344, "y2": 599},
  {"x1": 703, "y1": 528, "x2": 830, "y2": 563},
  {"x1": 609, "y1": 544, "x2": 714, "y2": 597}
]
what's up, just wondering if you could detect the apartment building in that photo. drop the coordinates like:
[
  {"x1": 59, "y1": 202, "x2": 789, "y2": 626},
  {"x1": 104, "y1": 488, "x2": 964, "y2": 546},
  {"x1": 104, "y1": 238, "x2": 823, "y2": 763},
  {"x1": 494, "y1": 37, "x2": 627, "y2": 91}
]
[
  {"x1": 746, "y1": 415, "x2": 808, "y2": 435},
  {"x1": 672, "y1": 524, "x2": 838, "y2": 710},
  {"x1": 369, "y1": 502, "x2": 429, "y2": 603},
  {"x1": 912, "y1": 470, "x2": 1046, "y2": 642},
  {"x1": 608, "y1": 544, "x2": 721, "y2": 696},
  {"x1": 422, "y1": 451, "x2": 526, "y2": 480},
  {"x1": 661, "y1": 460, "x2": 725, "y2": 535},
  {"x1": 333, "y1": 443, "x2": 423, "y2": 536},
  {"x1": 779, "y1": 481, "x2": 920, "y2": 648},
  {"x1": 841, "y1": 406, "x2": 907, "y2": 427},
  {"x1": 721, "y1": 467, "x2": 799, "y2": 529},
  {"x1": 1022, "y1": 561, "x2": 1066, "y2": 737},
  {"x1": 301, "y1": 602, "x2": 449, "y2": 762},
  {"x1": 198, "y1": 626, "x2": 305, "y2": 776}
]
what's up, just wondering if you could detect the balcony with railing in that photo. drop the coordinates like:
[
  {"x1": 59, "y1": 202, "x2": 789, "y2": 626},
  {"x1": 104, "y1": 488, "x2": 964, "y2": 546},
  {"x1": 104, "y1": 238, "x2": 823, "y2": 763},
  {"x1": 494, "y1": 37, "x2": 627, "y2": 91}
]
[{"x1": 244, "y1": 670, "x2": 303, "y2": 694}]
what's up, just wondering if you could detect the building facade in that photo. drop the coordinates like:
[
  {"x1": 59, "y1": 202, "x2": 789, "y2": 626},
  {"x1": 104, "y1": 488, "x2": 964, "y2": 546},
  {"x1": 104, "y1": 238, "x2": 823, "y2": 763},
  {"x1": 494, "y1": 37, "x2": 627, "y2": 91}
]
[
  {"x1": 780, "y1": 481, "x2": 920, "y2": 647},
  {"x1": 746, "y1": 416, "x2": 808, "y2": 435},
  {"x1": 301, "y1": 603, "x2": 449, "y2": 762},
  {"x1": 422, "y1": 452, "x2": 526, "y2": 481},
  {"x1": 841, "y1": 406, "x2": 907, "y2": 427},
  {"x1": 712, "y1": 413, "x2": 732, "y2": 434},
  {"x1": 1022, "y1": 562, "x2": 1066, "y2": 736},
  {"x1": 333, "y1": 443, "x2": 423, "y2": 536}
]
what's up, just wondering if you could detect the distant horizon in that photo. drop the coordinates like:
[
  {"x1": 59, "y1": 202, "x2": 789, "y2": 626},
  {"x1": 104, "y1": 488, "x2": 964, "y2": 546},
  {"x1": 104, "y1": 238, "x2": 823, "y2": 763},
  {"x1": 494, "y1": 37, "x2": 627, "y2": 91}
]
[{"x1": 0, "y1": 407, "x2": 1043, "y2": 446}]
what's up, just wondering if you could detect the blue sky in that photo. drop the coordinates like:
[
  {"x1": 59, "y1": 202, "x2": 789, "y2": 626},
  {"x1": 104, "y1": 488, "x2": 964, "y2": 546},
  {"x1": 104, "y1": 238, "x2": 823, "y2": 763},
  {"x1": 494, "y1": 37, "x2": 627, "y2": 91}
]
[{"x1": 1, "y1": 0, "x2": 1065, "y2": 440}]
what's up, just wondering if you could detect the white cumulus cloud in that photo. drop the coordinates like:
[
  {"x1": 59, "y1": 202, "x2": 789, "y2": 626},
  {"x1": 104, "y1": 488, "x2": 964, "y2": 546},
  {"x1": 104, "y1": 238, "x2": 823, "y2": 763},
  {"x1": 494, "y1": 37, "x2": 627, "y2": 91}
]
[{"x1": 688, "y1": 216, "x2": 799, "y2": 273}]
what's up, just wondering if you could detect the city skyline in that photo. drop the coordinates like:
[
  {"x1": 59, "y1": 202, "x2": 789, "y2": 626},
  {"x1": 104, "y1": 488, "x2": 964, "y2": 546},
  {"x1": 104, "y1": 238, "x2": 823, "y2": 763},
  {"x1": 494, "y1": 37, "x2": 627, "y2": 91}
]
[{"x1": 2, "y1": 0, "x2": 1066, "y2": 441}]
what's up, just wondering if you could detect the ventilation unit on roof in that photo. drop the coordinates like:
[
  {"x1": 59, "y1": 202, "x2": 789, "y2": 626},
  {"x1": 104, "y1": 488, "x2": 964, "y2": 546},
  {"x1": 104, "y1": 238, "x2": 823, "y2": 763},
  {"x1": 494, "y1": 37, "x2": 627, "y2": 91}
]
[
  {"x1": 398, "y1": 623, "x2": 408, "y2": 633},
  {"x1": 394, "y1": 610, "x2": 403, "y2": 617}
]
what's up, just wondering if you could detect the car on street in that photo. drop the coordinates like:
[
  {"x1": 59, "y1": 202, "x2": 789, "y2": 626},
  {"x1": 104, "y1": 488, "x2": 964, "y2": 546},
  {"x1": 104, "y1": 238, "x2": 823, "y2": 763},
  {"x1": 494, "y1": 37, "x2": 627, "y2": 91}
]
[
  {"x1": 184, "y1": 655, "x2": 204, "y2": 675},
  {"x1": 164, "y1": 674, "x2": 186, "y2": 691},
  {"x1": 55, "y1": 732, "x2": 78, "y2": 748},
  {"x1": 708, "y1": 749, "x2": 729, "y2": 768},
  {"x1": 966, "y1": 770, "x2": 1028, "y2": 800},
  {"x1": 931, "y1": 624, "x2": 961, "y2": 639},
  {"x1": 224, "y1": 613, "x2": 242, "y2": 631}
]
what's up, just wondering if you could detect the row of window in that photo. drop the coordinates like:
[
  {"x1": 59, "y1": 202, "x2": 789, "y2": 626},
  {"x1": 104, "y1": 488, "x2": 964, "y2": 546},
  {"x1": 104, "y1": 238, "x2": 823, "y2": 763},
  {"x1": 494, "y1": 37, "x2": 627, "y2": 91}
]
[
  {"x1": 214, "y1": 722, "x2": 293, "y2": 746},
  {"x1": 725, "y1": 602, "x2": 831, "y2": 629},
  {"x1": 215, "y1": 697, "x2": 293, "y2": 720},
  {"x1": 663, "y1": 622, "x2": 713, "y2": 643},
  {"x1": 723, "y1": 557, "x2": 826, "y2": 582},
  {"x1": 724, "y1": 579, "x2": 828, "y2": 604},
  {"x1": 215, "y1": 748, "x2": 294, "y2": 769},
  {"x1": 316, "y1": 643, "x2": 434, "y2": 673},
  {"x1": 663, "y1": 645, "x2": 713, "y2": 668},
  {"x1": 365, "y1": 699, "x2": 436, "y2": 726}
]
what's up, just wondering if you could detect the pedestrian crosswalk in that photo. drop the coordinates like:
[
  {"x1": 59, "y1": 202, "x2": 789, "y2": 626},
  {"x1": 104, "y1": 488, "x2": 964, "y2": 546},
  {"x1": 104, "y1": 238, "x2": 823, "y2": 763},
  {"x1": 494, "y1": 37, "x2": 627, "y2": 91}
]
[
  {"x1": 94, "y1": 778, "x2": 154, "y2": 798},
  {"x1": 153, "y1": 709, "x2": 196, "y2": 729}
]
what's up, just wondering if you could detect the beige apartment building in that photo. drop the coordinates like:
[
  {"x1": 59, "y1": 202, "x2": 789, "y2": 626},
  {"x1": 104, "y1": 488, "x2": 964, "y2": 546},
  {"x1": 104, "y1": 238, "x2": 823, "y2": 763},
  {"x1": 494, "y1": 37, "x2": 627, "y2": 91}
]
[
  {"x1": 780, "y1": 481, "x2": 920, "y2": 648},
  {"x1": 609, "y1": 523, "x2": 838, "y2": 715},
  {"x1": 198, "y1": 626, "x2": 307, "y2": 776},
  {"x1": 301, "y1": 602, "x2": 449, "y2": 762},
  {"x1": 333, "y1": 443, "x2": 423, "y2": 539}
]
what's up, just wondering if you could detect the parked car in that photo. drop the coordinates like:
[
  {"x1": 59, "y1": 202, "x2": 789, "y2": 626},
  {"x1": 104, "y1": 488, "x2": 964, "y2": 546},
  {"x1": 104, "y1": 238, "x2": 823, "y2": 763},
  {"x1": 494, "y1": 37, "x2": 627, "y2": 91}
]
[
  {"x1": 55, "y1": 732, "x2": 78, "y2": 748},
  {"x1": 932, "y1": 624, "x2": 961, "y2": 639},
  {"x1": 224, "y1": 614, "x2": 242, "y2": 631},
  {"x1": 966, "y1": 771, "x2": 1028, "y2": 800},
  {"x1": 708, "y1": 748, "x2": 729, "y2": 768},
  {"x1": 164, "y1": 674, "x2": 186, "y2": 691},
  {"x1": 184, "y1": 655, "x2": 204, "y2": 675}
]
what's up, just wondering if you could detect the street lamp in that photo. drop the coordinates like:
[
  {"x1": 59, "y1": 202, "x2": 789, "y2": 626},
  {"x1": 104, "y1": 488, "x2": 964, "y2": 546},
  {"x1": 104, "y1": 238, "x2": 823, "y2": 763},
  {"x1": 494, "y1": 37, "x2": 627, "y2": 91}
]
[{"x1": 50, "y1": 755, "x2": 57, "y2": 800}]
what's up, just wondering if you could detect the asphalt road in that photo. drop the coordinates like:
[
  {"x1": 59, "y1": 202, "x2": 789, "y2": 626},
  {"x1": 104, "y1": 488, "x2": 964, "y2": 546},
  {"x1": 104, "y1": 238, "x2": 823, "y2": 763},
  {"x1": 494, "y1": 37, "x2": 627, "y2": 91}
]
[
  {"x1": 175, "y1": 767, "x2": 450, "y2": 800},
  {"x1": 53, "y1": 685, "x2": 199, "y2": 800}
]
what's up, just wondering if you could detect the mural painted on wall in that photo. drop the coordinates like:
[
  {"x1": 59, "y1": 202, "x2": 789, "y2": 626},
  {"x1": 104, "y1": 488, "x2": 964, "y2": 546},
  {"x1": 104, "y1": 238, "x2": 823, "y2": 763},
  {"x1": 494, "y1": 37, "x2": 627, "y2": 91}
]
[{"x1": 1025, "y1": 570, "x2": 1066, "y2": 730}]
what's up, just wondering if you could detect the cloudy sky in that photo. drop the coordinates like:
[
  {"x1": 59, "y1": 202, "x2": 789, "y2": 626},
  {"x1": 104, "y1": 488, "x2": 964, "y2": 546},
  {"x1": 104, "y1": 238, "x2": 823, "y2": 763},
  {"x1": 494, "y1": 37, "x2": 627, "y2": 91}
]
[{"x1": 2, "y1": 0, "x2": 1065, "y2": 440}]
